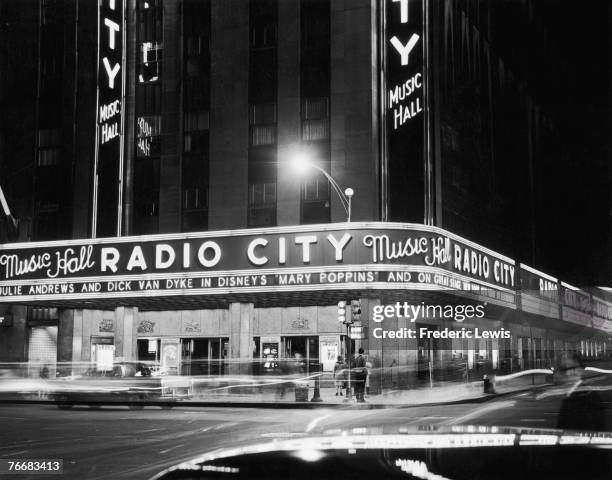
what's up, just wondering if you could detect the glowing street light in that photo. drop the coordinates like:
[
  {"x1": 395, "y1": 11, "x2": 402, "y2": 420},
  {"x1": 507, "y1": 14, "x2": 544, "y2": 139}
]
[
  {"x1": 289, "y1": 152, "x2": 354, "y2": 222},
  {"x1": 0, "y1": 184, "x2": 18, "y2": 240}
]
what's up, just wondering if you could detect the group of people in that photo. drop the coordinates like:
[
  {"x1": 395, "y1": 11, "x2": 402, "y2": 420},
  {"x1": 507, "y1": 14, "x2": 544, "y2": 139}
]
[{"x1": 333, "y1": 348, "x2": 370, "y2": 402}]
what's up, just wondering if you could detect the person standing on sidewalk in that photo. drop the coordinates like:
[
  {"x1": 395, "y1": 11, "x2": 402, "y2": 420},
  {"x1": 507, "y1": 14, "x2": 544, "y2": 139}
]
[
  {"x1": 334, "y1": 356, "x2": 346, "y2": 396},
  {"x1": 354, "y1": 348, "x2": 368, "y2": 402}
]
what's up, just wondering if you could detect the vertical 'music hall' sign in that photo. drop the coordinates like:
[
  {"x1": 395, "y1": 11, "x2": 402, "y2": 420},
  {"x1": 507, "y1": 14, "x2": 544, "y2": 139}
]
[
  {"x1": 385, "y1": 0, "x2": 425, "y2": 223},
  {"x1": 93, "y1": 0, "x2": 125, "y2": 238}
]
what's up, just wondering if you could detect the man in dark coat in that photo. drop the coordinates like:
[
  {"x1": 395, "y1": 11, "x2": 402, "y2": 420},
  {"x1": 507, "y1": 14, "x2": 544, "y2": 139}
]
[{"x1": 354, "y1": 348, "x2": 368, "y2": 402}]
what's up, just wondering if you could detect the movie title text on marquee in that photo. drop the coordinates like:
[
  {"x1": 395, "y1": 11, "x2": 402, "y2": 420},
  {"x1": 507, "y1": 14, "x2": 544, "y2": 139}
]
[{"x1": 0, "y1": 225, "x2": 516, "y2": 303}]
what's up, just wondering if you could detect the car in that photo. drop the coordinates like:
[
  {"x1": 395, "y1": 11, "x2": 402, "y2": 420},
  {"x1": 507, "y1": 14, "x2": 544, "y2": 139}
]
[
  {"x1": 149, "y1": 426, "x2": 612, "y2": 480},
  {"x1": 49, "y1": 362, "x2": 173, "y2": 409}
]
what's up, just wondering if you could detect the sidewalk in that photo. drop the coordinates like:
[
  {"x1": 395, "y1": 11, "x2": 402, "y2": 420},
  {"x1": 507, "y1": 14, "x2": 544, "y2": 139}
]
[
  {"x1": 169, "y1": 371, "x2": 555, "y2": 408},
  {"x1": 4, "y1": 367, "x2": 592, "y2": 408}
]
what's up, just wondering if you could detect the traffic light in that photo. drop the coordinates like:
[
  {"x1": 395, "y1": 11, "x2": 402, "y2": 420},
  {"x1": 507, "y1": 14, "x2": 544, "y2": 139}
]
[
  {"x1": 350, "y1": 299, "x2": 362, "y2": 321},
  {"x1": 337, "y1": 301, "x2": 347, "y2": 323}
]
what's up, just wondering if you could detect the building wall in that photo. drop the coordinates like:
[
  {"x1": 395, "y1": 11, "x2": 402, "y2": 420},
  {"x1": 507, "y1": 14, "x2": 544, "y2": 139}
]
[{"x1": 430, "y1": 0, "x2": 570, "y2": 267}]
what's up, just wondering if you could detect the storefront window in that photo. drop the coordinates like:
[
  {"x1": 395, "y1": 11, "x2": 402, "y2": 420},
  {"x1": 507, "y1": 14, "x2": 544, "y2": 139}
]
[
  {"x1": 180, "y1": 337, "x2": 228, "y2": 375},
  {"x1": 280, "y1": 336, "x2": 319, "y2": 370},
  {"x1": 137, "y1": 338, "x2": 160, "y2": 362}
]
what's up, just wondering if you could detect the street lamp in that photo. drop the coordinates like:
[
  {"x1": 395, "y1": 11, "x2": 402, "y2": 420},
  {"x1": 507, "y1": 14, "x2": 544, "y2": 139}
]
[
  {"x1": 0, "y1": 184, "x2": 18, "y2": 240},
  {"x1": 289, "y1": 153, "x2": 354, "y2": 222}
]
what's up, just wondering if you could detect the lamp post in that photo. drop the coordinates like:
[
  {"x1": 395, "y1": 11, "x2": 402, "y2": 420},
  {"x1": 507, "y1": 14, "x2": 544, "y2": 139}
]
[
  {"x1": 289, "y1": 153, "x2": 354, "y2": 222},
  {"x1": 0, "y1": 184, "x2": 18, "y2": 240}
]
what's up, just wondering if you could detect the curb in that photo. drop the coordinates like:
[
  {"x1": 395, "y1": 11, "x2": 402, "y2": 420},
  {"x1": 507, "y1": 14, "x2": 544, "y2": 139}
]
[{"x1": 0, "y1": 384, "x2": 553, "y2": 410}]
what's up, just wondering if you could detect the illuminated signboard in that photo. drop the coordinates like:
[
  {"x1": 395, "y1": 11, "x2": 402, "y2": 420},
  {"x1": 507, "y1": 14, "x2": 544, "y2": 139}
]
[
  {"x1": 0, "y1": 223, "x2": 515, "y2": 305},
  {"x1": 93, "y1": 0, "x2": 125, "y2": 237},
  {"x1": 560, "y1": 282, "x2": 591, "y2": 314},
  {"x1": 560, "y1": 281, "x2": 593, "y2": 327},
  {"x1": 519, "y1": 264, "x2": 559, "y2": 302},
  {"x1": 387, "y1": 0, "x2": 423, "y2": 130},
  {"x1": 385, "y1": 0, "x2": 425, "y2": 222},
  {"x1": 519, "y1": 264, "x2": 559, "y2": 319}
]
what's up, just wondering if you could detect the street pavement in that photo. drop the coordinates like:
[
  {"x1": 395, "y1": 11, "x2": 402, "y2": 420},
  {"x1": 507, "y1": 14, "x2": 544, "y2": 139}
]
[{"x1": 1, "y1": 374, "x2": 611, "y2": 480}]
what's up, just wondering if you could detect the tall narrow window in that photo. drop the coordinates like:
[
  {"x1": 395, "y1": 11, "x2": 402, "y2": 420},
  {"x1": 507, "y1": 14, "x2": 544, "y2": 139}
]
[
  {"x1": 134, "y1": 0, "x2": 163, "y2": 235},
  {"x1": 301, "y1": 97, "x2": 329, "y2": 141},
  {"x1": 182, "y1": 0, "x2": 210, "y2": 232},
  {"x1": 248, "y1": 147, "x2": 277, "y2": 227},
  {"x1": 250, "y1": 103, "x2": 276, "y2": 146},
  {"x1": 37, "y1": 128, "x2": 61, "y2": 167},
  {"x1": 248, "y1": 0, "x2": 278, "y2": 227},
  {"x1": 300, "y1": 0, "x2": 330, "y2": 224}
]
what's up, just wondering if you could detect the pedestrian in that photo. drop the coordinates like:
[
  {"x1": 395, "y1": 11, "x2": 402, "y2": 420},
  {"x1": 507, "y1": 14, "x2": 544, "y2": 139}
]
[
  {"x1": 354, "y1": 348, "x2": 368, "y2": 402},
  {"x1": 333, "y1": 356, "x2": 345, "y2": 396}
]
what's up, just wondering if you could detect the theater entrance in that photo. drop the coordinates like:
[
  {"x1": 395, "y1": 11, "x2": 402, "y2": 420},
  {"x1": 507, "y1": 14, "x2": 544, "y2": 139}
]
[{"x1": 180, "y1": 337, "x2": 229, "y2": 375}]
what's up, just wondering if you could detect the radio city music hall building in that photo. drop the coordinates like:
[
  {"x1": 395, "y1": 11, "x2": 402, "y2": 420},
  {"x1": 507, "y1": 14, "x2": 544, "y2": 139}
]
[{"x1": 0, "y1": 0, "x2": 610, "y2": 389}]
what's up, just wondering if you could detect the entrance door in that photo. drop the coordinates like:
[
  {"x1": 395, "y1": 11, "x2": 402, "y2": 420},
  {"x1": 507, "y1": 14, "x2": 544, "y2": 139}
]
[
  {"x1": 281, "y1": 336, "x2": 320, "y2": 374},
  {"x1": 181, "y1": 338, "x2": 228, "y2": 375},
  {"x1": 137, "y1": 338, "x2": 161, "y2": 362},
  {"x1": 28, "y1": 326, "x2": 57, "y2": 378}
]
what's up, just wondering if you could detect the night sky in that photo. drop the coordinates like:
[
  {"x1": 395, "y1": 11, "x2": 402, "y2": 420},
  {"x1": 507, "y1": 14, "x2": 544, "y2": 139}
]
[{"x1": 534, "y1": 0, "x2": 611, "y2": 286}]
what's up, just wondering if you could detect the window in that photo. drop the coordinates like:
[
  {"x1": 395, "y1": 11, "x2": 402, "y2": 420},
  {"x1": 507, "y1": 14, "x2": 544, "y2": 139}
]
[
  {"x1": 37, "y1": 128, "x2": 61, "y2": 167},
  {"x1": 250, "y1": 102, "x2": 276, "y2": 125},
  {"x1": 251, "y1": 23, "x2": 277, "y2": 48},
  {"x1": 301, "y1": 173, "x2": 330, "y2": 225},
  {"x1": 34, "y1": 202, "x2": 60, "y2": 240},
  {"x1": 185, "y1": 33, "x2": 210, "y2": 78},
  {"x1": 133, "y1": 158, "x2": 160, "y2": 234},
  {"x1": 184, "y1": 110, "x2": 209, "y2": 153},
  {"x1": 138, "y1": 42, "x2": 162, "y2": 83},
  {"x1": 248, "y1": 182, "x2": 276, "y2": 227},
  {"x1": 303, "y1": 177, "x2": 329, "y2": 201},
  {"x1": 137, "y1": 339, "x2": 160, "y2": 363},
  {"x1": 136, "y1": 84, "x2": 161, "y2": 115},
  {"x1": 186, "y1": 35, "x2": 208, "y2": 57},
  {"x1": 183, "y1": 187, "x2": 208, "y2": 211},
  {"x1": 249, "y1": 0, "x2": 277, "y2": 103},
  {"x1": 300, "y1": 1, "x2": 330, "y2": 224},
  {"x1": 249, "y1": 103, "x2": 276, "y2": 146},
  {"x1": 301, "y1": 0, "x2": 330, "y2": 50},
  {"x1": 248, "y1": 0, "x2": 278, "y2": 227},
  {"x1": 182, "y1": 154, "x2": 209, "y2": 232},
  {"x1": 137, "y1": 192, "x2": 159, "y2": 217},
  {"x1": 249, "y1": 50, "x2": 277, "y2": 102},
  {"x1": 301, "y1": 97, "x2": 329, "y2": 141},
  {"x1": 183, "y1": 0, "x2": 210, "y2": 105},
  {"x1": 182, "y1": 2, "x2": 210, "y2": 233},
  {"x1": 137, "y1": 0, "x2": 163, "y2": 43},
  {"x1": 250, "y1": 0, "x2": 278, "y2": 48},
  {"x1": 301, "y1": 0, "x2": 330, "y2": 97},
  {"x1": 136, "y1": 115, "x2": 161, "y2": 158},
  {"x1": 249, "y1": 182, "x2": 276, "y2": 206}
]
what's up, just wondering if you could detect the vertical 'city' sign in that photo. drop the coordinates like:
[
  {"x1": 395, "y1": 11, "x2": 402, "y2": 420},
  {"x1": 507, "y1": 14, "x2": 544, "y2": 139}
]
[
  {"x1": 385, "y1": 0, "x2": 425, "y2": 222},
  {"x1": 94, "y1": 0, "x2": 125, "y2": 237},
  {"x1": 388, "y1": 0, "x2": 423, "y2": 129}
]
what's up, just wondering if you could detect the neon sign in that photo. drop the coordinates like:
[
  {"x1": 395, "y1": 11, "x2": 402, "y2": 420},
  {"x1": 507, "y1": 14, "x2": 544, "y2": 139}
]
[{"x1": 93, "y1": 0, "x2": 125, "y2": 237}]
